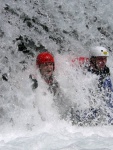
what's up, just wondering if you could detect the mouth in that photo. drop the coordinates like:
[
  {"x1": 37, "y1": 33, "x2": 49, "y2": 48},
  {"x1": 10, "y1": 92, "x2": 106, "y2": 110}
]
[
  {"x1": 45, "y1": 70, "x2": 52, "y2": 76},
  {"x1": 46, "y1": 70, "x2": 52, "y2": 73}
]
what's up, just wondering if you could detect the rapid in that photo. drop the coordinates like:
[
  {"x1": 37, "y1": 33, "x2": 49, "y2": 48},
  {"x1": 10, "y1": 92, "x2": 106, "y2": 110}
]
[{"x1": 0, "y1": 0, "x2": 113, "y2": 149}]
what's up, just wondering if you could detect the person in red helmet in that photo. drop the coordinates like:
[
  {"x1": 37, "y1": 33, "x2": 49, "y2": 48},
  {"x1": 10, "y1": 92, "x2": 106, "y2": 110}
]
[
  {"x1": 30, "y1": 51, "x2": 59, "y2": 95},
  {"x1": 36, "y1": 52, "x2": 55, "y2": 83},
  {"x1": 30, "y1": 51, "x2": 74, "y2": 123}
]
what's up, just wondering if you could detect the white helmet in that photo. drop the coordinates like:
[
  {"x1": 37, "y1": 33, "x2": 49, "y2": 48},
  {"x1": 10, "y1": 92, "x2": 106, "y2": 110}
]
[{"x1": 90, "y1": 46, "x2": 109, "y2": 57}]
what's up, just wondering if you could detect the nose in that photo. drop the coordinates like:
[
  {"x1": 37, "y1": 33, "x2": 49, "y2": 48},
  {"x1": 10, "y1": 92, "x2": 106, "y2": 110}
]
[
  {"x1": 46, "y1": 63, "x2": 54, "y2": 70},
  {"x1": 102, "y1": 58, "x2": 107, "y2": 63},
  {"x1": 47, "y1": 64, "x2": 52, "y2": 68}
]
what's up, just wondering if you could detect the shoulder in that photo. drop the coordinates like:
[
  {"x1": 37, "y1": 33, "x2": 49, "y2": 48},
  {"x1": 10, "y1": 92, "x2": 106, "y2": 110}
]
[
  {"x1": 104, "y1": 66, "x2": 110, "y2": 75},
  {"x1": 103, "y1": 66, "x2": 110, "y2": 76},
  {"x1": 52, "y1": 77, "x2": 60, "y2": 88}
]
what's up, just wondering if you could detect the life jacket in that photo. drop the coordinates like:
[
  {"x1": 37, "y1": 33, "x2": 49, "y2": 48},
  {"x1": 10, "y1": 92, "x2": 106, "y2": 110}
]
[
  {"x1": 102, "y1": 76, "x2": 113, "y2": 109},
  {"x1": 102, "y1": 77, "x2": 113, "y2": 91}
]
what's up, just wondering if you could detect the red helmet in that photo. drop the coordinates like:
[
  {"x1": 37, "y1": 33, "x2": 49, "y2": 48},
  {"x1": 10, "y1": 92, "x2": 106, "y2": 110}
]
[{"x1": 36, "y1": 52, "x2": 54, "y2": 67}]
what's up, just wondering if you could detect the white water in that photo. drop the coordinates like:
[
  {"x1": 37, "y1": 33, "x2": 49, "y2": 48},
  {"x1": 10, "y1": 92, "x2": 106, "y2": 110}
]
[{"x1": 0, "y1": 0, "x2": 113, "y2": 149}]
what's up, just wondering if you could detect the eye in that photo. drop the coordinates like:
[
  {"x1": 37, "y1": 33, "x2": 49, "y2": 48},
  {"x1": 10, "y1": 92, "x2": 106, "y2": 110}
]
[{"x1": 101, "y1": 50, "x2": 103, "y2": 52}]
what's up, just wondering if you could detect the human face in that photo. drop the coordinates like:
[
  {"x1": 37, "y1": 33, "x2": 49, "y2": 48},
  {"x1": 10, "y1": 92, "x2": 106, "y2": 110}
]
[
  {"x1": 39, "y1": 62, "x2": 54, "y2": 79},
  {"x1": 95, "y1": 56, "x2": 107, "y2": 70}
]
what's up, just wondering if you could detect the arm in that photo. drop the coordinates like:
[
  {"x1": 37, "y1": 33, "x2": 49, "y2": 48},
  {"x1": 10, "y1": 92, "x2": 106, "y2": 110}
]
[{"x1": 29, "y1": 74, "x2": 38, "y2": 90}]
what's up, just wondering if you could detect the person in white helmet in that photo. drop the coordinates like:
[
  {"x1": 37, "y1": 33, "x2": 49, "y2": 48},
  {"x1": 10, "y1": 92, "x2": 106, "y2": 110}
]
[
  {"x1": 87, "y1": 46, "x2": 112, "y2": 90},
  {"x1": 88, "y1": 46, "x2": 110, "y2": 76},
  {"x1": 87, "y1": 46, "x2": 113, "y2": 124}
]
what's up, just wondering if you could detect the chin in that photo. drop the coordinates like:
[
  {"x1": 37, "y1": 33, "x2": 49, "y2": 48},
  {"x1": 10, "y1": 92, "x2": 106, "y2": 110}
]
[
  {"x1": 45, "y1": 74, "x2": 52, "y2": 78},
  {"x1": 99, "y1": 67, "x2": 104, "y2": 71}
]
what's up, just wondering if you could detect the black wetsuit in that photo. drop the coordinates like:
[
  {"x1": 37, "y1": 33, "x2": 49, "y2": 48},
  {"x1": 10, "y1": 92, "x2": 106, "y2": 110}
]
[
  {"x1": 87, "y1": 65, "x2": 110, "y2": 90},
  {"x1": 29, "y1": 74, "x2": 73, "y2": 122}
]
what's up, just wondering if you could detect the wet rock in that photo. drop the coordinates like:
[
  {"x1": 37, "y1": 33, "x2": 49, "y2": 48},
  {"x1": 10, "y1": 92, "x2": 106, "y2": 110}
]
[{"x1": 2, "y1": 73, "x2": 8, "y2": 81}]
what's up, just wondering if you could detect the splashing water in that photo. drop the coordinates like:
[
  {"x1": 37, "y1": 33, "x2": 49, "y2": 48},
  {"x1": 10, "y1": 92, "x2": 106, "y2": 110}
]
[{"x1": 1, "y1": 0, "x2": 113, "y2": 149}]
